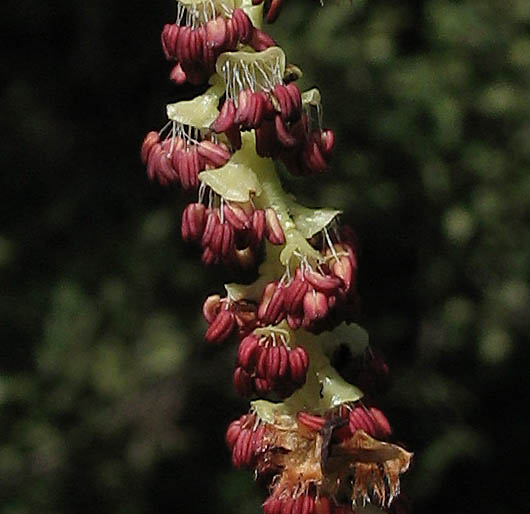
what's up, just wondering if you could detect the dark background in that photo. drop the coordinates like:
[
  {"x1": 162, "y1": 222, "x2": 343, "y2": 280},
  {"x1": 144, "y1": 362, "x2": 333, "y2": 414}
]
[{"x1": 1, "y1": 1, "x2": 529, "y2": 513}]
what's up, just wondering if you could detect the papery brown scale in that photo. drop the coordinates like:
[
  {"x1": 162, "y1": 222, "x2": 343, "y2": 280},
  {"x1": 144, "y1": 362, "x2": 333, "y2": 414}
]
[{"x1": 205, "y1": 309, "x2": 235, "y2": 343}]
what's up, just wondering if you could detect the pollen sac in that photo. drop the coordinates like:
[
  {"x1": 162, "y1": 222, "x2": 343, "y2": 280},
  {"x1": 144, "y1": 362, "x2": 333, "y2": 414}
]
[
  {"x1": 141, "y1": 122, "x2": 233, "y2": 190},
  {"x1": 233, "y1": 331, "x2": 309, "y2": 399},
  {"x1": 225, "y1": 413, "x2": 268, "y2": 469},
  {"x1": 160, "y1": 1, "x2": 260, "y2": 86},
  {"x1": 203, "y1": 294, "x2": 258, "y2": 342}
]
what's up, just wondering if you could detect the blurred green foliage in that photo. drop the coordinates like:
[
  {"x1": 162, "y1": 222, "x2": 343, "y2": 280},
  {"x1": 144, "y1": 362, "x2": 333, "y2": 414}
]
[{"x1": 1, "y1": 1, "x2": 528, "y2": 513}]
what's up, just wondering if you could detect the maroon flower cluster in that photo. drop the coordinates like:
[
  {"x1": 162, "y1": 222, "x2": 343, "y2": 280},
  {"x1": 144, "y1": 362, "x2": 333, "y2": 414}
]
[
  {"x1": 211, "y1": 82, "x2": 335, "y2": 175},
  {"x1": 141, "y1": 129, "x2": 232, "y2": 189},
  {"x1": 182, "y1": 199, "x2": 285, "y2": 267},
  {"x1": 161, "y1": 6, "x2": 275, "y2": 86},
  {"x1": 234, "y1": 332, "x2": 309, "y2": 398}
]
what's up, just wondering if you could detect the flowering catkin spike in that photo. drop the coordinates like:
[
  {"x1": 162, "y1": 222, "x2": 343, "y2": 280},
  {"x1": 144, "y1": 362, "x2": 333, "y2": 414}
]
[{"x1": 143, "y1": 1, "x2": 411, "y2": 511}]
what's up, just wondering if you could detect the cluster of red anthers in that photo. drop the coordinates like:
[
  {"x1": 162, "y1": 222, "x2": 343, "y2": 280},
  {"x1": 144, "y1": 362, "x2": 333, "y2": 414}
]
[
  {"x1": 202, "y1": 224, "x2": 360, "y2": 345},
  {"x1": 142, "y1": 2, "x2": 411, "y2": 513},
  {"x1": 161, "y1": 5, "x2": 275, "y2": 85}
]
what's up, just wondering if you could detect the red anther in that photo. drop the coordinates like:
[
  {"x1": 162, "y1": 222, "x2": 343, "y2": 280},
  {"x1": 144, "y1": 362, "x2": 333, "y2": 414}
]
[
  {"x1": 211, "y1": 98, "x2": 237, "y2": 133},
  {"x1": 251, "y1": 209, "x2": 266, "y2": 245},
  {"x1": 201, "y1": 209, "x2": 220, "y2": 248},
  {"x1": 286, "y1": 313, "x2": 302, "y2": 330},
  {"x1": 201, "y1": 246, "x2": 218, "y2": 265},
  {"x1": 223, "y1": 202, "x2": 251, "y2": 231},
  {"x1": 146, "y1": 145, "x2": 162, "y2": 181},
  {"x1": 202, "y1": 294, "x2": 221, "y2": 324},
  {"x1": 161, "y1": 23, "x2": 178, "y2": 60},
  {"x1": 256, "y1": 119, "x2": 280, "y2": 158},
  {"x1": 188, "y1": 28, "x2": 203, "y2": 64},
  {"x1": 302, "y1": 290, "x2": 328, "y2": 325},
  {"x1": 249, "y1": 91, "x2": 265, "y2": 129},
  {"x1": 265, "y1": 208, "x2": 285, "y2": 245},
  {"x1": 233, "y1": 366, "x2": 253, "y2": 396},
  {"x1": 169, "y1": 62, "x2": 187, "y2": 84},
  {"x1": 237, "y1": 334, "x2": 260, "y2": 371},
  {"x1": 249, "y1": 28, "x2": 276, "y2": 51},
  {"x1": 205, "y1": 309, "x2": 235, "y2": 343},
  {"x1": 330, "y1": 255, "x2": 355, "y2": 292},
  {"x1": 258, "y1": 281, "x2": 285, "y2": 325},
  {"x1": 369, "y1": 407, "x2": 392, "y2": 439},
  {"x1": 225, "y1": 124, "x2": 242, "y2": 150},
  {"x1": 288, "y1": 346, "x2": 309, "y2": 384},
  {"x1": 273, "y1": 84, "x2": 294, "y2": 122},
  {"x1": 254, "y1": 376, "x2": 271, "y2": 395},
  {"x1": 303, "y1": 137, "x2": 329, "y2": 174},
  {"x1": 231, "y1": 8, "x2": 252, "y2": 44},
  {"x1": 314, "y1": 497, "x2": 331, "y2": 514},
  {"x1": 234, "y1": 88, "x2": 253, "y2": 126},
  {"x1": 274, "y1": 114, "x2": 298, "y2": 148},
  {"x1": 141, "y1": 131, "x2": 160, "y2": 164},
  {"x1": 205, "y1": 16, "x2": 227, "y2": 48},
  {"x1": 284, "y1": 273, "x2": 309, "y2": 314},
  {"x1": 264, "y1": 496, "x2": 282, "y2": 514},
  {"x1": 232, "y1": 427, "x2": 253, "y2": 467},
  {"x1": 197, "y1": 139, "x2": 231, "y2": 168},
  {"x1": 304, "y1": 269, "x2": 342, "y2": 295},
  {"x1": 285, "y1": 82, "x2": 302, "y2": 121},
  {"x1": 181, "y1": 202, "x2": 207, "y2": 242},
  {"x1": 209, "y1": 222, "x2": 234, "y2": 258},
  {"x1": 320, "y1": 129, "x2": 335, "y2": 155},
  {"x1": 224, "y1": 16, "x2": 239, "y2": 50},
  {"x1": 225, "y1": 418, "x2": 242, "y2": 449},
  {"x1": 260, "y1": 91, "x2": 276, "y2": 119},
  {"x1": 176, "y1": 25, "x2": 191, "y2": 64},
  {"x1": 265, "y1": 0, "x2": 285, "y2": 24},
  {"x1": 297, "y1": 411, "x2": 326, "y2": 432}
]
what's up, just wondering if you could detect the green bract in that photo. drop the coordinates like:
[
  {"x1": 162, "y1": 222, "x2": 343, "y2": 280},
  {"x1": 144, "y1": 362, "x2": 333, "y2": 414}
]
[{"x1": 166, "y1": 80, "x2": 224, "y2": 128}]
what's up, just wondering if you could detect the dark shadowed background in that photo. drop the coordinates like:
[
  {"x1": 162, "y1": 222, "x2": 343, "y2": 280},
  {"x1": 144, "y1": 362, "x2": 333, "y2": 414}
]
[{"x1": 1, "y1": 1, "x2": 529, "y2": 513}]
